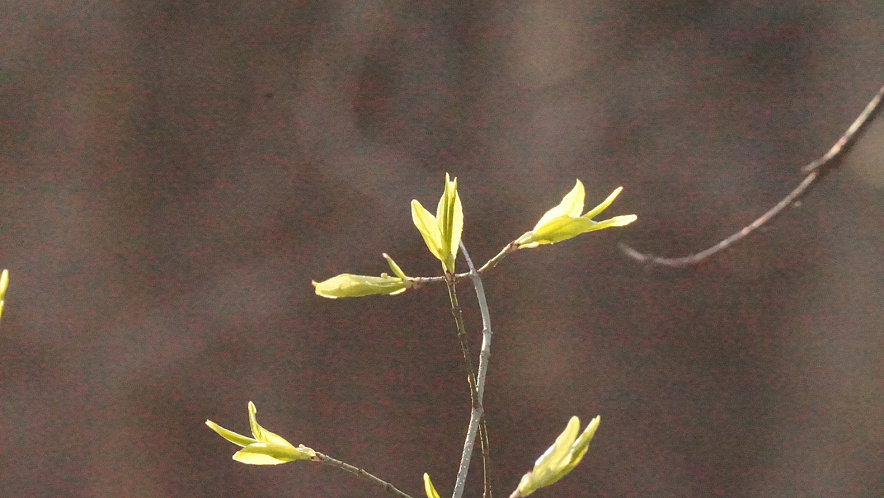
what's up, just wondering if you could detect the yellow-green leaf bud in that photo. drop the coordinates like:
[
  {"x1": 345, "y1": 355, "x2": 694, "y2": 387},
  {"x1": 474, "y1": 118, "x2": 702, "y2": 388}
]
[
  {"x1": 411, "y1": 173, "x2": 463, "y2": 273},
  {"x1": 206, "y1": 402, "x2": 315, "y2": 465},
  {"x1": 312, "y1": 273, "x2": 409, "y2": 299},
  {"x1": 515, "y1": 415, "x2": 600, "y2": 496},
  {"x1": 516, "y1": 181, "x2": 636, "y2": 248}
]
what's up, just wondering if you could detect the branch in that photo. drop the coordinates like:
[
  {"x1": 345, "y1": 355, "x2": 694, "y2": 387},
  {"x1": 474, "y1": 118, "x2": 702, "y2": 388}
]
[
  {"x1": 444, "y1": 274, "x2": 493, "y2": 498},
  {"x1": 620, "y1": 83, "x2": 884, "y2": 267},
  {"x1": 313, "y1": 451, "x2": 414, "y2": 498},
  {"x1": 465, "y1": 243, "x2": 495, "y2": 498},
  {"x1": 452, "y1": 241, "x2": 495, "y2": 498},
  {"x1": 413, "y1": 242, "x2": 518, "y2": 286}
]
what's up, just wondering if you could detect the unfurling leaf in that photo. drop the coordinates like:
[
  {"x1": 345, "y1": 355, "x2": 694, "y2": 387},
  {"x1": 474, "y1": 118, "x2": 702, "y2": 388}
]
[
  {"x1": 411, "y1": 173, "x2": 463, "y2": 273},
  {"x1": 515, "y1": 181, "x2": 636, "y2": 248},
  {"x1": 514, "y1": 415, "x2": 600, "y2": 496},
  {"x1": 313, "y1": 273, "x2": 409, "y2": 298},
  {"x1": 206, "y1": 401, "x2": 315, "y2": 465},
  {"x1": 384, "y1": 253, "x2": 408, "y2": 280},
  {"x1": 313, "y1": 255, "x2": 412, "y2": 298}
]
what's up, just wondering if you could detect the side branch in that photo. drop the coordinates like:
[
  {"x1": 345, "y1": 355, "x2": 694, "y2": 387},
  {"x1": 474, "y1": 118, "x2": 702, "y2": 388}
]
[
  {"x1": 313, "y1": 451, "x2": 414, "y2": 498},
  {"x1": 620, "y1": 83, "x2": 884, "y2": 267},
  {"x1": 414, "y1": 242, "x2": 518, "y2": 286}
]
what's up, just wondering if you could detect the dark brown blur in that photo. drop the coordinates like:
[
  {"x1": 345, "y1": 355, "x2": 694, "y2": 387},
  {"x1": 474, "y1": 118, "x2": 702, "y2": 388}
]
[{"x1": 0, "y1": 2, "x2": 882, "y2": 496}]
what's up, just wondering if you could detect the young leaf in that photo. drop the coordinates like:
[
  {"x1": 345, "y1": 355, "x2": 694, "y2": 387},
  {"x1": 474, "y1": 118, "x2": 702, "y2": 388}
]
[
  {"x1": 384, "y1": 253, "x2": 408, "y2": 281},
  {"x1": 516, "y1": 181, "x2": 636, "y2": 248},
  {"x1": 514, "y1": 416, "x2": 601, "y2": 496},
  {"x1": 312, "y1": 273, "x2": 409, "y2": 298},
  {"x1": 412, "y1": 199, "x2": 445, "y2": 263},
  {"x1": 423, "y1": 473, "x2": 442, "y2": 498},
  {"x1": 411, "y1": 173, "x2": 463, "y2": 273},
  {"x1": 206, "y1": 402, "x2": 315, "y2": 465}
]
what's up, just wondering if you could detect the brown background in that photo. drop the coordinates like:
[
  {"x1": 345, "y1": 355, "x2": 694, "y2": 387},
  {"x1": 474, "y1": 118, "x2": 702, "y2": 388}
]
[{"x1": 0, "y1": 1, "x2": 882, "y2": 497}]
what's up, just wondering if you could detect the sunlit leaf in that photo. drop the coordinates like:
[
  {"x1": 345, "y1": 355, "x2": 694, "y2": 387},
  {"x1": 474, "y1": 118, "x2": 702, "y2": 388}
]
[
  {"x1": 206, "y1": 402, "x2": 315, "y2": 466},
  {"x1": 205, "y1": 419, "x2": 256, "y2": 448},
  {"x1": 412, "y1": 199, "x2": 445, "y2": 262},
  {"x1": 313, "y1": 273, "x2": 409, "y2": 299},
  {"x1": 423, "y1": 473, "x2": 442, "y2": 498},
  {"x1": 384, "y1": 253, "x2": 408, "y2": 281},
  {"x1": 515, "y1": 416, "x2": 601, "y2": 496},
  {"x1": 517, "y1": 181, "x2": 635, "y2": 248},
  {"x1": 412, "y1": 173, "x2": 462, "y2": 273},
  {"x1": 248, "y1": 401, "x2": 293, "y2": 447},
  {"x1": 534, "y1": 180, "x2": 585, "y2": 229},
  {"x1": 233, "y1": 443, "x2": 305, "y2": 465}
]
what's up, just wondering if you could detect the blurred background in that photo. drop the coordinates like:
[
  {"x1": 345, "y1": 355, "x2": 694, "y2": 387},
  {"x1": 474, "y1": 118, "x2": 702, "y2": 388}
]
[{"x1": 0, "y1": 1, "x2": 882, "y2": 496}]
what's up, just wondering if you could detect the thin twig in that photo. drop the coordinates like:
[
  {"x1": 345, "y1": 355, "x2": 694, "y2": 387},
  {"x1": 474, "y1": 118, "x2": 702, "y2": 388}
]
[
  {"x1": 413, "y1": 242, "x2": 519, "y2": 285},
  {"x1": 465, "y1": 242, "x2": 494, "y2": 498},
  {"x1": 476, "y1": 241, "x2": 518, "y2": 274},
  {"x1": 802, "y1": 84, "x2": 884, "y2": 174},
  {"x1": 619, "y1": 171, "x2": 819, "y2": 267},
  {"x1": 620, "y1": 83, "x2": 884, "y2": 267},
  {"x1": 313, "y1": 451, "x2": 414, "y2": 498},
  {"x1": 444, "y1": 275, "x2": 492, "y2": 498},
  {"x1": 452, "y1": 241, "x2": 495, "y2": 498}
]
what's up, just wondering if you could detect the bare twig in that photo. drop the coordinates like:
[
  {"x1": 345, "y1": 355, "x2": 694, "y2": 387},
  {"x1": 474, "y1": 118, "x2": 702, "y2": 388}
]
[
  {"x1": 313, "y1": 451, "x2": 414, "y2": 498},
  {"x1": 444, "y1": 274, "x2": 493, "y2": 498},
  {"x1": 466, "y1": 243, "x2": 494, "y2": 498},
  {"x1": 452, "y1": 241, "x2": 495, "y2": 498},
  {"x1": 620, "y1": 83, "x2": 884, "y2": 267},
  {"x1": 619, "y1": 172, "x2": 819, "y2": 267},
  {"x1": 413, "y1": 242, "x2": 519, "y2": 285},
  {"x1": 476, "y1": 242, "x2": 518, "y2": 274}
]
